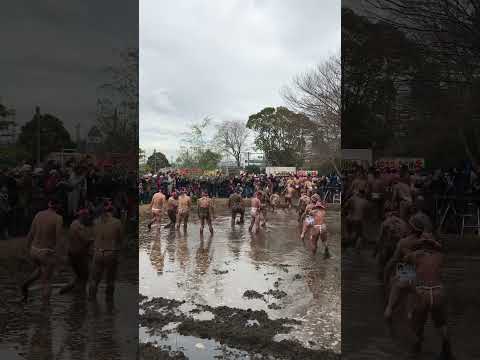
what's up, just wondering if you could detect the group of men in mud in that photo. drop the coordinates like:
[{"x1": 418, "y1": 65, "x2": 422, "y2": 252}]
[
  {"x1": 20, "y1": 188, "x2": 127, "y2": 307},
  {"x1": 147, "y1": 174, "x2": 331, "y2": 256},
  {"x1": 343, "y1": 165, "x2": 454, "y2": 359}
]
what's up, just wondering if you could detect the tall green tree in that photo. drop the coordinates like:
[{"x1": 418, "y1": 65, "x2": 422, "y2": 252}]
[
  {"x1": 17, "y1": 112, "x2": 74, "y2": 163},
  {"x1": 246, "y1": 107, "x2": 314, "y2": 167},
  {"x1": 147, "y1": 151, "x2": 170, "y2": 172}
]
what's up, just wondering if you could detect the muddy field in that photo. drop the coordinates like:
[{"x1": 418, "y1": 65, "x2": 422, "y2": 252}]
[
  {"x1": 139, "y1": 203, "x2": 341, "y2": 359},
  {"x1": 0, "y1": 232, "x2": 139, "y2": 360}
]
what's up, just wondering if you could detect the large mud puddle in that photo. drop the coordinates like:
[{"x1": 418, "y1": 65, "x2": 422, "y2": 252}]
[
  {"x1": 139, "y1": 207, "x2": 341, "y2": 359},
  {"x1": 0, "y1": 250, "x2": 138, "y2": 360}
]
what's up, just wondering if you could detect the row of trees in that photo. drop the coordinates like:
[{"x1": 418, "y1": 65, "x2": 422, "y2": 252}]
[
  {"x1": 0, "y1": 48, "x2": 138, "y2": 166},
  {"x1": 343, "y1": 2, "x2": 480, "y2": 167},
  {"x1": 143, "y1": 52, "x2": 341, "y2": 173}
]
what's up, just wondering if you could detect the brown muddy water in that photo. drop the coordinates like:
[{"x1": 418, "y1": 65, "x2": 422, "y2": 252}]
[
  {"x1": 0, "y1": 242, "x2": 138, "y2": 360},
  {"x1": 139, "y1": 206, "x2": 341, "y2": 359},
  {"x1": 342, "y1": 235, "x2": 480, "y2": 359}
]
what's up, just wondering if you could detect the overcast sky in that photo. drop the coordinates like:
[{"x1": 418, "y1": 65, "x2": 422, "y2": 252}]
[
  {"x1": 0, "y1": 0, "x2": 137, "y2": 140},
  {"x1": 140, "y1": 0, "x2": 340, "y2": 161}
]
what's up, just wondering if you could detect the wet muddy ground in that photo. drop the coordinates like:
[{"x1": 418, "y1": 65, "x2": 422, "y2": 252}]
[
  {"x1": 0, "y1": 235, "x2": 138, "y2": 360},
  {"x1": 139, "y1": 204, "x2": 341, "y2": 359},
  {"x1": 342, "y1": 222, "x2": 480, "y2": 359}
]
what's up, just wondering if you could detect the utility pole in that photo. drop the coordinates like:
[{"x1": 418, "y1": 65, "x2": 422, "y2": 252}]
[
  {"x1": 75, "y1": 123, "x2": 81, "y2": 150},
  {"x1": 35, "y1": 106, "x2": 41, "y2": 166}
]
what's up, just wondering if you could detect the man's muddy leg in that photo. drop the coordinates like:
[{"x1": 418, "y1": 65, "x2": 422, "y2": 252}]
[
  {"x1": 22, "y1": 267, "x2": 41, "y2": 302},
  {"x1": 384, "y1": 280, "x2": 404, "y2": 320},
  {"x1": 183, "y1": 214, "x2": 189, "y2": 231},
  {"x1": 105, "y1": 257, "x2": 118, "y2": 299},
  {"x1": 239, "y1": 209, "x2": 244, "y2": 224},
  {"x1": 207, "y1": 218, "x2": 213, "y2": 234},
  {"x1": 309, "y1": 231, "x2": 319, "y2": 255},
  {"x1": 321, "y1": 231, "x2": 330, "y2": 258},
  {"x1": 231, "y1": 212, "x2": 236, "y2": 227},
  {"x1": 88, "y1": 258, "x2": 104, "y2": 300},
  {"x1": 40, "y1": 264, "x2": 55, "y2": 305}
]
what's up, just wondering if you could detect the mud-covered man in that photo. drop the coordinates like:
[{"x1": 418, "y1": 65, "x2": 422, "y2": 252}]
[
  {"x1": 165, "y1": 191, "x2": 178, "y2": 229},
  {"x1": 404, "y1": 237, "x2": 453, "y2": 358},
  {"x1": 198, "y1": 191, "x2": 214, "y2": 235},
  {"x1": 60, "y1": 208, "x2": 93, "y2": 295},
  {"x1": 88, "y1": 201, "x2": 124, "y2": 300},
  {"x1": 228, "y1": 187, "x2": 244, "y2": 225}
]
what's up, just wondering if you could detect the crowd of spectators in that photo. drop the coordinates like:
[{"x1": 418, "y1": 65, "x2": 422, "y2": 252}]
[
  {"x1": 139, "y1": 171, "x2": 342, "y2": 204},
  {"x1": 0, "y1": 157, "x2": 137, "y2": 240}
]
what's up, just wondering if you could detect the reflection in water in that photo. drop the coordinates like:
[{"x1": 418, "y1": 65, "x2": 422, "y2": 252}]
[
  {"x1": 2, "y1": 255, "x2": 138, "y2": 359},
  {"x1": 139, "y1": 207, "x2": 341, "y2": 353},
  {"x1": 195, "y1": 234, "x2": 213, "y2": 276},
  {"x1": 28, "y1": 311, "x2": 53, "y2": 360}
]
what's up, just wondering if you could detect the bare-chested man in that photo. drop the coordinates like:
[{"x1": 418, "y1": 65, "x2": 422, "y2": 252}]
[
  {"x1": 198, "y1": 191, "x2": 214, "y2": 235},
  {"x1": 369, "y1": 169, "x2": 386, "y2": 221},
  {"x1": 298, "y1": 191, "x2": 311, "y2": 222},
  {"x1": 59, "y1": 208, "x2": 93, "y2": 295},
  {"x1": 88, "y1": 201, "x2": 124, "y2": 300},
  {"x1": 309, "y1": 201, "x2": 330, "y2": 258},
  {"x1": 392, "y1": 172, "x2": 413, "y2": 221},
  {"x1": 229, "y1": 188, "x2": 245, "y2": 225},
  {"x1": 148, "y1": 189, "x2": 166, "y2": 230},
  {"x1": 165, "y1": 192, "x2": 178, "y2": 229},
  {"x1": 374, "y1": 207, "x2": 409, "y2": 280},
  {"x1": 383, "y1": 212, "x2": 433, "y2": 320},
  {"x1": 404, "y1": 238, "x2": 453, "y2": 358},
  {"x1": 22, "y1": 198, "x2": 63, "y2": 305},
  {"x1": 270, "y1": 192, "x2": 280, "y2": 212},
  {"x1": 284, "y1": 184, "x2": 295, "y2": 209},
  {"x1": 300, "y1": 194, "x2": 320, "y2": 240},
  {"x1": 176, "y1": 189, "x2": 192, "y2": 231},
  {"x1": 343, "y1": 189, "x2": 369, "y2": 250},
  {"x1": 249, "y1": 192, "x2": 263, "y2": 234}
]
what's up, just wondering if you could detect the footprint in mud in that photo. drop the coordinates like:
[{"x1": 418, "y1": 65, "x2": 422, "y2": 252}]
[
  {"x1": 264, "y1": 289, "x2": 287, "y2": 300},
  {"x1": 242, "y1": 290, "x2": 265, "y2": 301},
  {"x1": 268, "y1": 303, "x2": 282, "y2": 310},
  {"x1": 213, "y1": 269, "x2": 229, "y2": 275},
  {"x1": 293, "y1": 274, "x2": 302, "y2": 281}
]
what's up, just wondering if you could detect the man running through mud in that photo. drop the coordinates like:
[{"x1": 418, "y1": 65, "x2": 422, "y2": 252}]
[
  {"x1": 374, "y1": 205, "x2": 409, "y2": 281},
  {"x1": 392, "y1": 168, "x2": 413, "y2": 221},
  {"x1": 22, "y1": 198, "x2": 63, "y2": 305},
  {"x1": 404, "y1": 237, "x2": 453, "y2": 358},
  {"x1": 89, "y1": 201, "x2": 124, "y2": 300},
  {"x1": 59, "y1": 208, "x2": 93, "y2": 295},
  {"x1": 298, "y1": 190, "x2": 311, "y2": 223},
  {"x1": 176, "y1": 189, "x2": 192, "y2": 231},
  {"x1": 164, "y1": 192, "x2": 178, "y2": 229},
  {"x1": 300, "y1": 193, "x2": 320, "y2": 241},
  {"x1": 249, "y1": 192, "x2": 263, "y2": 234},
  {"x1": 148, "y1": 189, "x2": 166, "y2": 230},
  {"x1": 369, "y1": 169, "x2": 386, "y2": 221},
  {"x1": 309, "y1": 201, "x2": 330, "y2": 258},
  {"x1": 198, "y1": 191, "x2": 214, "y2": 235},
  {"x1": 343, "y1": 188, "x2": 369, "y2": 250},
  {"x1": 270, "y1": 192, "x2": 280, "y2": 212},
  {"x1": 383, "y1": 212, "x2": 433, "y2": 321},
  {"x1": 284, "y1": 184, "x2": 295, "y2": 209},
  {"x1": 228, "y1": 187, "x2": 244, "y2": 225}
]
